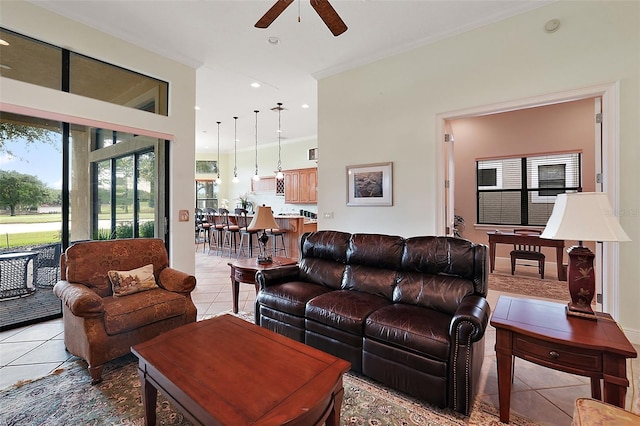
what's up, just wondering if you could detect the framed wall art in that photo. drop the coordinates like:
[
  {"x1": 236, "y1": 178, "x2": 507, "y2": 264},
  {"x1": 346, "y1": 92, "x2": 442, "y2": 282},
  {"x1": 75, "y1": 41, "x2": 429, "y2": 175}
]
[{"x1": 346, "y1": 162, "x2": 393, "y2": 206}]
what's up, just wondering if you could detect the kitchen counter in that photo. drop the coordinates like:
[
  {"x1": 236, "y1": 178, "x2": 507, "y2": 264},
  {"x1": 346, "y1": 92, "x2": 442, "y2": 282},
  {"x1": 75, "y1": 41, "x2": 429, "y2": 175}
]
[{"x1": 273, "y1": 216, "x2": 317, "y2": 259}]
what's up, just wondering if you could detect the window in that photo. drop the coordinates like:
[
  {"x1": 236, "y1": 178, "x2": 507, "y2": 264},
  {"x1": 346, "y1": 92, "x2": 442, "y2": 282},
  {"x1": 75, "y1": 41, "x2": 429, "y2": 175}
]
[
  {"x1": 476, "y1": 153, "x2": 581, "y2": 226},
  {"x1": 0, "y1": 27, "x2": 168, "y2": 116}
]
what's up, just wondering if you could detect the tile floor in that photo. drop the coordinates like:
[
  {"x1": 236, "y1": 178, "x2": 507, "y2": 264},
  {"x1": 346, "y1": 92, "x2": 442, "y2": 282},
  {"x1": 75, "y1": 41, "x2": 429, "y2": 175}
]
[{"x1": 1, "y1": 250, "x2": 638, "y2": 425}]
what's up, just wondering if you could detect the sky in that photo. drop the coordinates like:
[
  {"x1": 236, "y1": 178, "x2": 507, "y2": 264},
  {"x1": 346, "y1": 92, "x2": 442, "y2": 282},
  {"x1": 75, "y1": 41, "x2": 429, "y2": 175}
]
[{"x1": 0, "y1": 138, "x2": 63, "y2": 190}]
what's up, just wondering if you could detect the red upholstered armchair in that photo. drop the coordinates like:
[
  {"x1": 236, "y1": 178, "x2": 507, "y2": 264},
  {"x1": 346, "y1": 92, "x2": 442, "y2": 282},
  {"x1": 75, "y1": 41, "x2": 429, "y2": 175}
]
[{"x1": 53, "y1": 238, "x2": 197, "y2": 383}]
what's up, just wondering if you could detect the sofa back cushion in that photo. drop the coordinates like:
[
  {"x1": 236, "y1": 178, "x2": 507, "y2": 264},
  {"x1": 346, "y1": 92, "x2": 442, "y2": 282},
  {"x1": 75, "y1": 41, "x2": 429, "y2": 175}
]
[
  {"x1": 301, "y1": 230, "x2": 351, "y2": 262},
  {"x1": 342, "y1": 264, "x2": 397, "y2": 299},
  {"x1": 299, "y1": 258, "x2": 346, "y2": 290},
  {"x1": 393, "y1": 272, "x2": 474, "y2": 314},
  {"x1": 402, "y1": 236, "x2": 487, "y2": 296},
  {"x1": 64, "y1": 238, "x2": 169, "y2": 297},
  {"x1": 347, "y1": 233, "x2": 404, "y2": 270}
]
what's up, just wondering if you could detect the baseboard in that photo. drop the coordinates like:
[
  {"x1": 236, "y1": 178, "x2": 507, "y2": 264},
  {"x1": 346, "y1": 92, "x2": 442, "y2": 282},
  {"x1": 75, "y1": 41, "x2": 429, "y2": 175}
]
[{"x1": 622, "y1": 326, "x2": 640, "y2": 346}]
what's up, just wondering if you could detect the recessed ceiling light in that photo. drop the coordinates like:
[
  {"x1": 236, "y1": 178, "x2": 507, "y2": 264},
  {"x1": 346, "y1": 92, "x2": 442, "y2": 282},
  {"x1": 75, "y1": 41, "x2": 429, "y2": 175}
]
[
  {"x1": 0, "y1": 39, "x2": 9, "y2": 46},
  {"x1": 267, "y1": 37, "x2": 280, "y2": 45},
  {"x1": 194, "y1": 106, "x2": 200, "y2": 110},
  {"x1": 251, "y1": 82, "x2": 261, "y2": 88},
  {"x1": 301, "y1": 104, "x2": 309, "y2": 109}
]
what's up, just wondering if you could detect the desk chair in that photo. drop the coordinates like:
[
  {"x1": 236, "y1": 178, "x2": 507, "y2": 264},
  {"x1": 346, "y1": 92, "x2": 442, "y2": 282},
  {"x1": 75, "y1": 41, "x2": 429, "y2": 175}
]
[{"x1": 510, "y1": 229, "x2": 545, "y2": 279}]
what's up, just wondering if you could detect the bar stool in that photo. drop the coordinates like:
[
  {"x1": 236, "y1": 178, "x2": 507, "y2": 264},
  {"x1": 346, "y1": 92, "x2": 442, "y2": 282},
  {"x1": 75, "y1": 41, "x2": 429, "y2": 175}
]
[
  {"x1": 219, "y1": 208, "x2": 240, "y2": 257},
  {"x1": 237, "y1": 209, "x2": 260, "y2": 258},
  {"x1": 207, "y1": 209, "x2": 225, "y2": 255},
  {"x1": 267, "y1": 228, "x2": 287, "y2": 257}
]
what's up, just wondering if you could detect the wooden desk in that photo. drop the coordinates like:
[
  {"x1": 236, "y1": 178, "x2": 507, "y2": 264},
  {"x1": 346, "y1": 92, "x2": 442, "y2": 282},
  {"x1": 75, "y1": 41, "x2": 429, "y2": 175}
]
[
  {"x1": 228, "y1": 257, "x2": 297, "y2": 313},
  {"x1": 132, "y1": 314, "x2": 351, "y2": 426},
  {"x1": 487, "y1": 231, "x2": 566, "y2": 281},
  {"x1": 490, "y1": 296, "x2": 637, "y2": 423}
]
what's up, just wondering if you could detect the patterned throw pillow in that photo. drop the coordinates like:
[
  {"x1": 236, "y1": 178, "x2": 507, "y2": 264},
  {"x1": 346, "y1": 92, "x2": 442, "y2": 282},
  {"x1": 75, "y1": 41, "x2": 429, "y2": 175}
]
[{"x1": 108, "y1": 264, "x2": 158, "y2": 297}]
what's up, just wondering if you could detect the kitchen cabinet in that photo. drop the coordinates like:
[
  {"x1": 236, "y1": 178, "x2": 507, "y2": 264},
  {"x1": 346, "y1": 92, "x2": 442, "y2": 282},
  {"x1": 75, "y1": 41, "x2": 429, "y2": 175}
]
[{"x1": 284, "y1": 168, "x2": 317, "y2": 204}]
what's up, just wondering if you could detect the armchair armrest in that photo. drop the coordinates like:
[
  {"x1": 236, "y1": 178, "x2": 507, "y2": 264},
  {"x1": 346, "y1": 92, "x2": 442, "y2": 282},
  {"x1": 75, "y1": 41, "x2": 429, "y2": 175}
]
[
  {"x1": 53, "y1": 280, "x2": 104, "y2": 318},
  {"x1": 255, "y1": 266, "x2": 300, "y2": 290},
  {"x1": 158, "y1": 267, "x2": 196, "y2": 294},
  {"x1": 449, "y1": 295, "x2": 490, "y2": 342}
]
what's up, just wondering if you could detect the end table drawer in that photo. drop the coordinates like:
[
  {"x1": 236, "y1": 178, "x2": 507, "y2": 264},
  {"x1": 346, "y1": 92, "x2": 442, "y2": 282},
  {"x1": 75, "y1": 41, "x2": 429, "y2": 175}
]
[{"x1": 514, "y1": 335, "x2": 601, "y2": 372}]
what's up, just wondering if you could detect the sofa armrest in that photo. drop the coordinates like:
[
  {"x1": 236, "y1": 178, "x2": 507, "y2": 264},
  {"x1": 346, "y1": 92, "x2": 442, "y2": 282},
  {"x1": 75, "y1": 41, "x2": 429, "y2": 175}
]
[
  {"x1": 158, "y1": 267, "x2": 197, "y2": 294},
  {"x1": 53, "y1": 280, "x2": 104, "y2": 318},
  {"x1": 449, "y1": 295, "x2": 490, "y2": 342},
  {"x1": 255, "y1": 266, "x2": 300, "y2": 290}
]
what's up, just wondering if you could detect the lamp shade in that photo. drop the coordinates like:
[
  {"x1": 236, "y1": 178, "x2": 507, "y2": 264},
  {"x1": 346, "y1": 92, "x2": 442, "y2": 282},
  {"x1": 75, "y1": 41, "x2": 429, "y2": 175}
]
[
  {"x1": 540, "y1": 192, "x2": 630, "y2": 242},
  {"x1": 247, "y1": 205, "x2": 279, "y2": 231}
]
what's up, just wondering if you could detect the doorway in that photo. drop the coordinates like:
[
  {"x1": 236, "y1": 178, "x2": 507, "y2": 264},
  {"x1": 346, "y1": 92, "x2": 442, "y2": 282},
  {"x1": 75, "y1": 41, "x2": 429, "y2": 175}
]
[{"x1": 436, "y1": 82, "x2": 621, "y2": 316}]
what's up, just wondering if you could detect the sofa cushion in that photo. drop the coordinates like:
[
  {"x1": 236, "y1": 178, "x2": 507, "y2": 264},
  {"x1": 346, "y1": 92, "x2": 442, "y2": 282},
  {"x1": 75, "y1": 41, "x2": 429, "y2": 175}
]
[
  {"x1": 108, "y1": 264, "x2": 159, "y2": 297},
  {"x1": 102, "y1": 288, "x2": 186, "y2": 335},
  {"x1": 301, "y1": 230, "x2": 351, "y2": 262},
  {"x1": 342, "y1": 264, "x2": 397, "y2": 300},
  {"x1": 347, "y1": 233, "x2": 404, "y2": 270},
  {"x1": 403, "y1": 237, "x2": 477, "y2": 279},
  {"x1": 256, "y1": 281, "x2": 331, "y2": 317},
  {"x1": 306, "y1": 290, "x2": 390, "y2": 335},
  {"x1": 299, "y1": 258, "x2": 346, "y2": 290},
  {"x1": 365, "y1": 303, "x2": 452, "y2": 362},
  {"x1": 393, "y1": 272, "x2": 474, "y2": 315}
]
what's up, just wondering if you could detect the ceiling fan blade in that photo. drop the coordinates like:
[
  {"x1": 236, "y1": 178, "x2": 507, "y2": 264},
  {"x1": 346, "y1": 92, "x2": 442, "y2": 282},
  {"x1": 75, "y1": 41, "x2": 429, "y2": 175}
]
[
  {"x1": 255, "y1": 0, "x2": 295, "y2": 29},
  {"x1": 310, "y1": 0, "x2": 348, "y2": 36}
]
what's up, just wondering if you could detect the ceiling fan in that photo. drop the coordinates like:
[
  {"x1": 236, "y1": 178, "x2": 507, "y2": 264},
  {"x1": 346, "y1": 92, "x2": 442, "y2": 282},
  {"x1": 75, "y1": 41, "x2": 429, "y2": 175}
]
[{"x1": 255, "y1": 0, "x2": 348, "y2": 36}]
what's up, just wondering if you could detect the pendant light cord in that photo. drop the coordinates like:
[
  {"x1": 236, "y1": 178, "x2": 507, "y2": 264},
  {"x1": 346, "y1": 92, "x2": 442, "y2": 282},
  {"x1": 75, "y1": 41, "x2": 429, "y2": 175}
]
[
  {"x1": 233, "y1": 116, "x2": 238, "y2": 179},
  {"x1": 216, "y1": 121, "x2": 221, "y2": 182},
  {"x1": 254, "y1": 110, "x2": 259, "y2": 178},
  {"x1": 277, "y1": 102, "x2": 282, "y2": 173}
]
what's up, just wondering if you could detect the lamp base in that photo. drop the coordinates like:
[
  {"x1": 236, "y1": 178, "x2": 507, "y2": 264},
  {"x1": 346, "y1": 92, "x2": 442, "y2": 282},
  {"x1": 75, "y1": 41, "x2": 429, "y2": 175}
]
[
  {"x1": 256, "y1": 255, "x2": 273, "y2": 265},
  {"x1": 565, "y1": 305, "x2": 597, "y2": 320},
  {"x1": 566, "y1": 245, "x2": 597, "y2": 320}
]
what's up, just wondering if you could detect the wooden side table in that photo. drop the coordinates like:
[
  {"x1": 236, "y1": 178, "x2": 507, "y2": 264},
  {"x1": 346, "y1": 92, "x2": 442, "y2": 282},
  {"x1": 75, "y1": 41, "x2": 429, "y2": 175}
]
[
  {"x1": 228, "y1": 257, "x2": 297, "y2": 313},
  {"x1": 490, "y1": 296, "x2": 637, "y2": 424}
]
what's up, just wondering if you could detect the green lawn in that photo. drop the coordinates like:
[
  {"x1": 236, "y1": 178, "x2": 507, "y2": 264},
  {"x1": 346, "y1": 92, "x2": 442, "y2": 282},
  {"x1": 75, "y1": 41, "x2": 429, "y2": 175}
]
[
  {"x1": 1, "y1": 231, "x2": 61, "y2": 249},
  {"x1": 0, "y1": 211, "x2": 155, "y2": 224}
]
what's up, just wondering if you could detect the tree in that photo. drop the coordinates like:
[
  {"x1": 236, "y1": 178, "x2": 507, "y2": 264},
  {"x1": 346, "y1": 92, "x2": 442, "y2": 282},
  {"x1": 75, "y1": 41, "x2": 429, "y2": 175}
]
[
  {"x1": 0, "y1": 170, "x2": 50, "y2": 216},
  {"x1": 0, "y1": 122, "x2": 59, "y2": 157}
]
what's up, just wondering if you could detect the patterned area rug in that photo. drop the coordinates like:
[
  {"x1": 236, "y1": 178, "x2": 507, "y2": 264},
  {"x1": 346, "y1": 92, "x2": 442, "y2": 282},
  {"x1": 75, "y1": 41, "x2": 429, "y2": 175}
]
[
  {"x1": 488, "y1": 272, "x2": 569, "y2": 302},
  {"x1": 0, "y1": 354, "x2": 537, "y2": 426},
  {"x1": 1, "y1": 314, "x2": 539, "y2": 425}
]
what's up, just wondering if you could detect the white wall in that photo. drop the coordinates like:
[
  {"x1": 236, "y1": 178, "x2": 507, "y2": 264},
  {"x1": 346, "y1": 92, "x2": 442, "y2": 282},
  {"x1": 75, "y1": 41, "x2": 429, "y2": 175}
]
[
  {"x1": 318, "y1": 1, "x2": 640, "y2": 340},
  {"x1": 0, "y1": 1, "x2": 197, "y2": 274}
]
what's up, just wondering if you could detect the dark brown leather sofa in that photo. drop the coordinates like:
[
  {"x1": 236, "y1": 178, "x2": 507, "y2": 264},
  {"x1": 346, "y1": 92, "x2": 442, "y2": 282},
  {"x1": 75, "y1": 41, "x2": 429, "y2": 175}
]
[{"x1": 255, "y1": 230, "x2": 490, "y2": 415}]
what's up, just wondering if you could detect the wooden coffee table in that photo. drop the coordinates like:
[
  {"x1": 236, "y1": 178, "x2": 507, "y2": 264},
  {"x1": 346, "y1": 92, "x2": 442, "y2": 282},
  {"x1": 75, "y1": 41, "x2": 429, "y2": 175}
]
[
  {"x1": 490, "y1": 296, "x2": 637, "y2": 423},
  {"x1": 228, "y1": 257, "x2": 297, "y2": 313},
  {"x1": 131, "y1": 314, "x2": 351, "y2": 425}
]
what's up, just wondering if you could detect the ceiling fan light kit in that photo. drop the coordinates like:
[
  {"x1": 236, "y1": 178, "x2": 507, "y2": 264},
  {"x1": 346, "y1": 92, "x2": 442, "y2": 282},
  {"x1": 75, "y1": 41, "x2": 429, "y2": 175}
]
[{"x1": 256, "y1": 0, "x2": 348, "y2": 36}]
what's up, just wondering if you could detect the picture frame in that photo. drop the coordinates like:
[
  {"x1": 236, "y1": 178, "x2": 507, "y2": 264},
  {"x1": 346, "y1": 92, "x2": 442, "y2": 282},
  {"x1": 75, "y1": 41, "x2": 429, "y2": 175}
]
[{"x1": 346, "y1": 162, "x2": 393, "y2": 206}]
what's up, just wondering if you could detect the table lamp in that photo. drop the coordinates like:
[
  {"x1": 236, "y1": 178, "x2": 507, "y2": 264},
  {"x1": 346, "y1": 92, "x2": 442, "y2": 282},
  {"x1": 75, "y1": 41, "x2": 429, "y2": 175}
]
[
  {"x1": 540, "y1": 192, "x2": 630, "y2": 319},
  {"x1": 247, "y1": 205, "x2": 280, "y2": 264}
]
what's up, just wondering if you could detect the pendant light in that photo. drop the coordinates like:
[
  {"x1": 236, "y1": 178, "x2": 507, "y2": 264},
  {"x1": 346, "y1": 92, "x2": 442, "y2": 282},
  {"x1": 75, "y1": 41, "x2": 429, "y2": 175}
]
[
  {"x1": 275, "y1": 102, "x2": 284, "y2": 180},
  {"x1": 215, "y1": 121, "x2": 222, "y2": 185},
  {"x1": 232, "y1": 116, "x2": 239, "y2": 183},
  {"x1": 253, "y1": 110, "x2": 260, "y2": 182}
]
